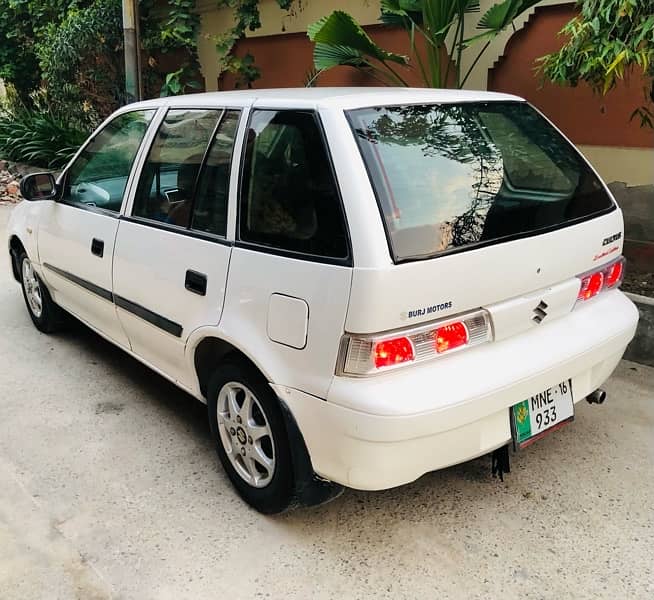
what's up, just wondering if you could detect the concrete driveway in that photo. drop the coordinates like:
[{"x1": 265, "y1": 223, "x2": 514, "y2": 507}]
[{"x1": 1, "y1": 204, "x2": 652, "y2": 600}]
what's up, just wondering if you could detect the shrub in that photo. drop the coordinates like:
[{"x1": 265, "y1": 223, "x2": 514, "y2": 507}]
[
  {"x1": 0, "y1": 86, "x2": 90, "y2": 169},
  {"x1": 37, "y1": 0, "x2": 125, "y2": 117}
]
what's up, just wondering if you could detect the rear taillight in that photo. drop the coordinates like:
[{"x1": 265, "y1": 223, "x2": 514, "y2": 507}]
[
  {"x1": 605, "y1": 260, "x2": 624, "y2": 288},
  {"x1": 374, "y1": 337, "x2": 414, "y2": 368},
  {"x1": 435, "y1": 322, "x2": 468, "y2": 353},
  {"x1": 578, "y1": 271, "x2": 604, "y2": 301},
  {"x1": 338, "y1": 309, "x2": 491, "y2": 376},
  {"x1": 577, "y1": 256, "x2": 625, "y2": 302}
]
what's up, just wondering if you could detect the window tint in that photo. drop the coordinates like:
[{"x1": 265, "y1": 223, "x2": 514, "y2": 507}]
[
  {"x1": 240, "y1": 110, "x2": 348, "y2": 259},
  {"x1": 64, "y1": 110, "x2": 154, "y2": 212},
  {"x1": 348, "y1": 102, "x2": 613, "y2": 261},
  {"x1": 132, "y1": 109, "x2": 221, "y2": 227},
  {"x1": 191, "y1": 110, "x2": 240, "y2": 237}
]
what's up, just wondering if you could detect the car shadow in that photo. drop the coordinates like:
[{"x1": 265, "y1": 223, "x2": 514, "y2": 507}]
[{"x1": 62, "y1": 317, "x2": 211, "y2": 443}]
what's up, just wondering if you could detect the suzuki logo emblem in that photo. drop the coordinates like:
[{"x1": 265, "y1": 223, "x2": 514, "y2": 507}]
[{"x1": 532, "y1": 300, "x2": 548, "y2": 324}]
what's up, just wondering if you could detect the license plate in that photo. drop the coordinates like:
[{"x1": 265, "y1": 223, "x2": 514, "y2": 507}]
[{"x1": 511, "y1": 380, "x2": 574, "y2": 448}]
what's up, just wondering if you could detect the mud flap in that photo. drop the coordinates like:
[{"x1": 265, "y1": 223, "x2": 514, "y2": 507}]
[{"x1": 278, "y1": 397, "x2": 344, "y2": 508}]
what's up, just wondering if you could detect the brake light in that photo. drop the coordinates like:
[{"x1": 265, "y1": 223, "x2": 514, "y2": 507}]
[
  {"x1": 338, "y1": 309, "x2": 491, "y2": 376},
  {"x1": 578, "y1": 271, "x2": 604, "y2": 301},
  {"x1": 374, "y1": 337, "x2": 414, "y2": 368},
  {"x1": 435, "y1": 322, "x2": 468, "y2": 353},
  {"x1": 576, "y1": 256, "x2": 625, "y2": 302},
  {"x1": 605, "y1": 260, "x2": 623, "y2": 288}
]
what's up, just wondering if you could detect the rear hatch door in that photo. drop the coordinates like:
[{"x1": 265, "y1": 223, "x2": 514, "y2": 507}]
[{"x1": 344, "y1": 101, "x2": 622, "y2": 337}]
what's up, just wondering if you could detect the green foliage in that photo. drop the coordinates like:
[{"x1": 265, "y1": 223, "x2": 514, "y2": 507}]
[
  {"x1": 138, "y1": 0, "x2": 204, "y2": 97},
  {"x1": 160, "y1": 67, "x2": 203, "y2": 96},
  {"x1": 308, "y1": 0, "x2": 540, "y2": 89},
  {"x1": 140, "y1": 0, "x2": 200, "y2": 57},
  {"x1": 539, "y1": 0, "x2": 654, "y2": 127},
  {"x1": 0, "y1": 0, "x2": 80, "y2": 98},
  {"x1": 0, "y1": 85, "x2": 90, "y2": 168},
  {"x1": 37, "y1": 0, "x2": 124, "y2": 116},
  {"x1": 213, "y1": 0, "x2": 298, "y2": 88},
  {"x1": 308, "y1": 10, "x2": 409, "y2": 85}
]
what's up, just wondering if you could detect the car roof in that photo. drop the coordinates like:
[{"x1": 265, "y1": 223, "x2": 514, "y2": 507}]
[{"x1": 125, "y1": 87, "x2": 524, "y2": 112}]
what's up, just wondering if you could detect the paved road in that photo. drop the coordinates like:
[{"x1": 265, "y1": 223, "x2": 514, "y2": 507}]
[{"x1": 1, "y1": 204, "x2": 653, "y2": 600}]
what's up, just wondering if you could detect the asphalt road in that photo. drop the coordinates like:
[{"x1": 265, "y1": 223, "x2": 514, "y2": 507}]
[{"x1": 1, "y1": 204, "x2": 653, "y2": 600}]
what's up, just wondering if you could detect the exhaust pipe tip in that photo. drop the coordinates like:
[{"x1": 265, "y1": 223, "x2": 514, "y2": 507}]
[{"x1": 586, "y1": 388, "x2": 607, "y2": 405}]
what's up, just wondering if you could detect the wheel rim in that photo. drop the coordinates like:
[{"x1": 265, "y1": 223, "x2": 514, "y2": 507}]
[
  {"x1": 22, "y1": 258, "x2": 43, "y2": 318},
  {"x1": 216, "y1": 382, "x2": 276, "y2": 488}
]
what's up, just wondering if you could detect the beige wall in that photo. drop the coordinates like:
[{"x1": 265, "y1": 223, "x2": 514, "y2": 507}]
[
  {"x1": 197, "y1": 0, "x2": 382, "y2": 91},
  {"x1": 197, "y1": 0, "x2": 562, "y2": 92},
  {"x1": 579, "y1": 146, "x2": 654, "y2": 187},
  {"x1": 195, "y1": 1, "x2": 654, "y2": 186}
]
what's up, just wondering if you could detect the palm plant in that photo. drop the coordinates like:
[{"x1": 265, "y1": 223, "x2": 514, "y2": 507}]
[{"x1": 307, "y1": 0, "x2": 542, "y2": 88}]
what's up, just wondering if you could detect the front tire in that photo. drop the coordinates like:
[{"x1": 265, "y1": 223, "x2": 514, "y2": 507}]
[
  {"x1": 207, "y1": 361, "x2": 295, "y2": 514},
  {"x1": 18, "y1": 252, "x2": 65, "y2": 333}
]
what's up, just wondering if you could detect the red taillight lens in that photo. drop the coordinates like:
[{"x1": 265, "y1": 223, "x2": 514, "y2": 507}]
[
  {"x1": 578, "y1": 271, "x2": 604, "y2": 301},
  {"x1": 435, "y1": 322, "x2": 469, "y2": 353},
  {"x1": 373, "y1": 337, "x2": 415, "y2": 368},
  {"x1": 605, "y1": 260, "x2": 623, "y2": 288},
  {"x1": 576, "y1": 257, "x2": 625, "y2": 302}
]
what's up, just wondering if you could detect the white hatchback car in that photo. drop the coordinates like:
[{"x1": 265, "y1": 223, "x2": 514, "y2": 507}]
[{"x1": 8, "y1": 88, "x2": 638, "y2": 513}]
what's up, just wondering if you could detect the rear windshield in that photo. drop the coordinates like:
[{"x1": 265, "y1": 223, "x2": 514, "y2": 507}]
[{"x1": 347, "y1": 102, "x2": 613, "y2": 262}]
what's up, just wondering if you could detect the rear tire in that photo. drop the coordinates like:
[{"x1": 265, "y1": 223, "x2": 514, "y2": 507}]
[
  {"x1": 207, "y1": 361, "x2": 295, "y2": 514},
  {"x1": 18, "y1": 251, "x2": 65, "y2": 333}
]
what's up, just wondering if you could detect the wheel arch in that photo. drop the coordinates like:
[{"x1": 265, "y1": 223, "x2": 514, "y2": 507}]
[{"x1": 193, "y1": 335, "x2": 271, "y2": 400}]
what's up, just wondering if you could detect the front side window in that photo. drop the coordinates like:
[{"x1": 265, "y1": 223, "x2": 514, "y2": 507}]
[
  {"x1": 348, "y1": 102, "x2": 614, "y2": 262},
  {"x1": 132, "y1": 109, "x2": 222, "y2": 228},
  {"x1": 239, "y1": 110, "x2": 349, "y2": 260},
  {"x1": 63, "y1": 110, "x2": 154, "y2": 213}
]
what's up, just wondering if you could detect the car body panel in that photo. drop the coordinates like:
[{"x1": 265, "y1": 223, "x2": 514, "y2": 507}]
[{"x1": 37, "y1": 202, "x2": 130, "y2": 347}]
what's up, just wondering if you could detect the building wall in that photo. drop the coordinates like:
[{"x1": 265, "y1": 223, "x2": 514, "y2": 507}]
[
  {"x1": 196, "y1": 0, "x2": 382, "y2": 91},
  {"x1": 488, "y1": 3, "x2": 653, "y2": 186},
  {"x1": 216, "y1": 26, "x2": 452, "y2": 90},
  {"x1": 196, "y1": 0, "x2": 654, "y2": 185}
]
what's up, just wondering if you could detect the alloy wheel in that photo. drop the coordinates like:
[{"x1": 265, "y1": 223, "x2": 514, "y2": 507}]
[
  {"x1": 216, "y1": 381, "x2": 276, "y2": 488},
  {"x1": 22, "y1": 258, "x2": 43, "y2": 318}
]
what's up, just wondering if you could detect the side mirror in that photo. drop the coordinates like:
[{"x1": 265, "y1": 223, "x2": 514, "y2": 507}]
[{"x1": 19, "y1": 172, "x2": 58, "y2": 201}]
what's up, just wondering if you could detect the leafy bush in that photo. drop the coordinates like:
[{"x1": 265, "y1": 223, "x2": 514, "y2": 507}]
[
  {"x1": 37, "y1": 0, "x2": 125, "y2": 117},
  {"x1": 539, "y1": 0, "x2": 654, "y2": 127},
  {"x1": 0, "y1": 86, "x2": 90, "y2": 168},
  {"x1": 0, "y1": 0, "x2": 77, "y2": 100}
]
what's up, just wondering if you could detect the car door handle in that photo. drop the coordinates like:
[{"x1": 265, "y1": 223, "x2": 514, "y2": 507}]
[
  {"x1": 91, "y1": 238, "x2": 104, "y2": 257},
  {"x1": 185, "y1": 270, "x2": 207, "y2": 296}
]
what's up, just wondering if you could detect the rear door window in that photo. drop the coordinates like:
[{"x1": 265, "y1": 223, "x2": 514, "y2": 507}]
[
  {"x1": 132, "y1": 109, "x2": 222, "y2": 227},
  {"x1": 239, "y1": 109, "x2": 349, "y2": 260},
  {"x1": 347, "y1": 102, "x2": 614, "y2": 262},
  {"x1": 191, "y1": 110, "x2": 240, "y2": 237}
]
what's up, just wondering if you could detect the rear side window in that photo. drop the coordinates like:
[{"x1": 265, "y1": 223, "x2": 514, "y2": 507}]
[
  {"x1": 348, "y1": 102, "x2": 614, "y2": 262},
  {"x1": 132, "y1": 109, "x2": 221, "y2": 227},
  {"x1": 192, "y1": 110, "x2": 240, "y2": 237},
  {"x1": 239, "y1": 110, "x2": 349, "y2": 260}
]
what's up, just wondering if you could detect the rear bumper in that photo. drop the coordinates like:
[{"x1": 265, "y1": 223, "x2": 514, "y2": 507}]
[{"x1": 273, "y1": 290, "x2": 638, "y2": 490}]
